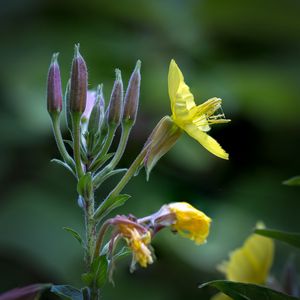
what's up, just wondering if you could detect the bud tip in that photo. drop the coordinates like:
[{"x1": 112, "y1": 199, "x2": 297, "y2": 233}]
[
  {"x1": 135, "y1": 60, "x2": 141, "y2": 71},
  {"x1": 51, "y1": 52, "x2": 59, "y2": 65},
  {"x1": 115, "y1": 69, "x2": 122, "y2": 81}
]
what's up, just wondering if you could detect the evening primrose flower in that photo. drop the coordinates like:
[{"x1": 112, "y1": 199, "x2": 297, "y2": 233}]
[
  {"x1": 118, "y1": 223, "x2": 153, "y2": 270},
  {"x1": 168, "y1": 202, "x2": 211, "y2": 244},
  {"x1": 211, "y1": 223, "x2": 274, "y2": 300},
  {"x1": 168, "y1": 60, "x2": 230, "y2": 159}
]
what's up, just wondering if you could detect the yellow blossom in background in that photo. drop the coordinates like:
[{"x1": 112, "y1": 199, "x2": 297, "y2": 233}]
[
  {"x1": 168, "y1": 59, "x2": 230, "y2": 159},
  {"x1": 211, "y1": 223, "x2": 274, "y2": 300},
  {"x1": 168, "y1": 202, "x2": 211, "y2": 245},
  {"x1": 118, "y1": 224, "x2": 153, "y2": 269}
]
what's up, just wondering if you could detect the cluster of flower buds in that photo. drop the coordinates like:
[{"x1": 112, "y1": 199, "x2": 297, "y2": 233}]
[
  {"x1": 96, "y1": 202, "x2": 211, "y2": 278},
  {"x1": 46, "y1": 45, "x2": 141, "y2": 181}
]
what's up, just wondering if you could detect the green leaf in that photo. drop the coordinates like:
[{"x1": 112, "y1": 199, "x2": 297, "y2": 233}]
[
  {"x1": 81, "y1": 273, "x2": 94, "y2": 286},
  {"x1": 77, "y1": 172, "x2": 93, "y2": 198},
  {"x1": 50, "y1": 285, "x2": 83, "y2": 300},
  {"x1": 93, "y1": 168, "x2": 127, "y2": 190},
  {"x1": 96, "y1": 255, "x2": 108, "y2": 288},
  {"x1": 82, "y1": 255, "x2": 108, "y2": 288},
  {"x1": 89, "y1": 153, "x2": 114, "y2": 173},
  {"x1": 63, "y1": 227, "x2": 83, "y2": 246},
  {"x1": 94, "y1": 194, "x2": 131, "y2": 221},
  {"x1": 51, "y1": 159, "x2": 75, "y2": 175},
  {"x1": 199, "y1": 280, "x2": 298, "y2": 300},
  {"x1": 255, "y1": 228, "x2": 300, "y2": 249},
  {"x1": 283, "y1": 176, "x2": 300, "y2": 186}
]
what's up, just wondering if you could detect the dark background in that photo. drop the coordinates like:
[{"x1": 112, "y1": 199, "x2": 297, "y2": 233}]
[{"x1": 0, "y1": 0, "x2": 300, "y2": 299}]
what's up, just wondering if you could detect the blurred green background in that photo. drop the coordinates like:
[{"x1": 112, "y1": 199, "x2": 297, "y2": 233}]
[{"x1": 1, "y1": 0, "x2": 300, "y2": 299}]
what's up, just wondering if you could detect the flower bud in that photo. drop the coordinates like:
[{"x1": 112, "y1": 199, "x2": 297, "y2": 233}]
[
  {"x1": 47, "y1": 53, "x2": 63, "y2": 115},
  {"x1": 144, "y1": 116, "x2": 182, "y2": 180},
  {"x1": 122, "y1": 60, "x2": 141, "y2": 125},
  {"x1": 88, "y1": 85, "x2": 105, "y2": 134},
  {"x1": 106, "y1": 69, "x2": 123, "y2": 126},
  {"x1": 69, "y1": 44, "x2": 88, "y2": 114}
]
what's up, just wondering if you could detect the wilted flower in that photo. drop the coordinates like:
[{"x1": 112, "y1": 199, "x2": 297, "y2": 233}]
[
  {"x1": 145, "y1": 202, "x2": 211, "y2": 245},
  {"x1": 168, "y1": 60, "x2": 230, "y2": 159},
  {"x1": 167, "y1": 202, "x2": 211, "y2": 244},
  {"x1": 118, "y1": 224, "x2": 153, "y2": 270}
]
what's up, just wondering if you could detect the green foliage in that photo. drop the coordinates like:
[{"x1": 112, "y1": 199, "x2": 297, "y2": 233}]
[
  {"x1": 77, "y1": 172, "x2": 93, "y2": 199},
  {"x1": 63, "y1": 227, "x2": 83, "y2": 246},
  {"x1": 283, "y1": 176, "x2": 300, "y2": 186},
  {"x1": 200, "y1": 280, "x2": 298, "y2": 300},
  {"x1": 255, "y1": 228, "x2": 300, "y2": 249},
  {"x1": 94, "y1": 194, "x2": 131, "y2": 221},
  {"x1": 50, "y1": 285, "x2": 83, "y2": 300},
  {"x1": 51, "y1": 159, "x2": 75, "y2": 175},
  {"x1": 82, "y1": 255, "x2": 108, "y2": 288}
]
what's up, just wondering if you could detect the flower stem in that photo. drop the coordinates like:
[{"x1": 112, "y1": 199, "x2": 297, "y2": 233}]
[
  {"x1": 89, "y1": 124, "x2": 116, "y2": 171},
  {"x1": 94, "y1": 145, "x2": 149, "y2": 220},
  {"x1": 72, "y1": 112, "x2": 84, "y2": 178},
  {"x1": 50, "y1": 113, "x2": 75, "y2": 169},
  {"x1": 93, "y1": 123, "x2": 132, "y2": 189}
]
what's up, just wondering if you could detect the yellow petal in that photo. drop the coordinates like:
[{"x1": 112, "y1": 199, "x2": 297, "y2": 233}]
[
  {"x1": 219, "y1": 232, "x2": 274, "y2": 284},
  {"x1": 168, "y1": 60, "x2": 195, "y2": 120},
  {"x1": 168, "y1": 202, "x2": 211, "y2": 245},
  {"x1": 183, "y1": 123, "x2": 229, "y2": 160}
]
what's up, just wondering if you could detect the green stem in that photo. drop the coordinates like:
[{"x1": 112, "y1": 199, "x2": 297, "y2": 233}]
[
  {"x1": 50, "y1": 113, "x2": 75, "y2": 169},
  {"x1": 85, "y1": 192, "x2": 96, "y2": 268},
  {"x1": 93, "y1": 123, "x2": 132, "y2": 188},
  {"x1": 89, "y1": 124, "x2": 116, "y2": 171},
  {"x1": 84, "y1": 191, "x2": 99, "y2": 300},
  {"x1": 72, "y1": 113, "x2": 84, "y2": 178},
  {"x1": 94, "y1": 145, "x2": 149, "y2": 220}
]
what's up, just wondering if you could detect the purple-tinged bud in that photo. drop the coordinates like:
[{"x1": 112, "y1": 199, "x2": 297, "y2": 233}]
[
  {"x1": 47, "y1": 53, "x2": 63, "y2": 115},
  {"x1": 88, "y1": 85, "x2": 105, "y2": 134},
  {"x1": 122, "y1": 60, "x2": 141, "y2": 125},
  {"x1": 107, "y1": 69, "x2": 123, "y2": 126},
  {"x1": 69, "y1": 44, "x2": 88, "y2": 114},
  {"x1": 144, "y1": 116, "x2": 182, "y2": 180}
]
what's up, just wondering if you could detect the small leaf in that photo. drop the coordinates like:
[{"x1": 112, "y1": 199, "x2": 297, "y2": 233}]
[
  {"x1": 89, "y1": 153, "x2": 114, "y2": 173},
  {"x1": 199, "y1": 280, "x2": 298, "y2": 300},
  {"x1": 96, "y1": 255, "x2": 108, "y2": 288},
  {"x1": 283, "y1": 176, "x2": 300, "y2": 186},
  {"x1": 63, "y1": 227, "x2": 83, "y2": 246},
  {"x1": 94, "y1": 194, "x2": 131, "y2": 221},
  {"x1": 50, "y1": 285, "x2": 83, "y2": 300},
  {"x1": 77, "y1": 172, "x2": 93, "y2": 198},
  {"x1": 93, "y1": 168, "x2": 127, "y2": 190},
  {"x1": 81, "y1": 273, "x2": 94, "y2": 286},
  {"x1": 255, "y1": 228, "x2": 300, "y2": 249},
  {"x1": 51, "y1": 159, "x2": 75, "y2": 175},
  {"x1": 84, "y1": 256, "x2": 108, "y2": 288}
]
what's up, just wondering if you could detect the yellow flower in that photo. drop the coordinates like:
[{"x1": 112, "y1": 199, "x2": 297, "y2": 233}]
[
  {"x1": 168, "y1": 60, "x2": 230, "y2": 159},
  {"x1": 168, "y1": 202, "x2": 211, "y2": 245},
  {"x1": 211, "y1": 223, "x2": 275, "y2": 300},
  {"x1": 118, "y1": 224, "x2": 153, "y2": 269}
]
